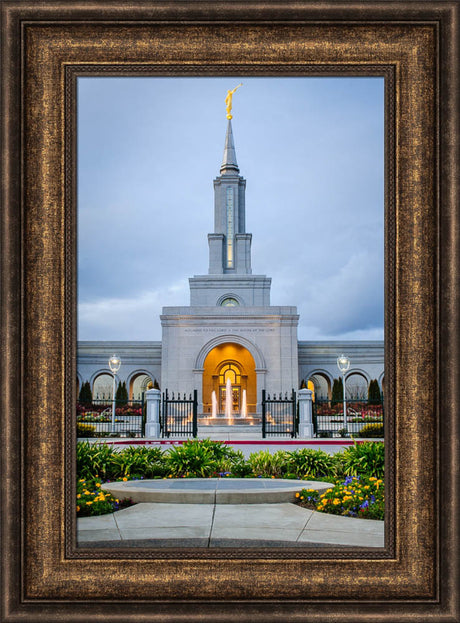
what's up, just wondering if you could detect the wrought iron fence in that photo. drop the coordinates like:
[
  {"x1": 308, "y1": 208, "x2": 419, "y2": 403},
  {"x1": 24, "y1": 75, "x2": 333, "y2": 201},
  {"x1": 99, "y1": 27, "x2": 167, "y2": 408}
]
[
  {"x1": 76, "y1": 397, "x2": 145, "y2": 438},
  {"x1": 262, "y1": 389, "x2": 297, "y2": 438},
  {"x1": 312, "y1": 398, "x2": 384, "y2": 438},
  {"x1": 162, "y1": 390, "x2": 198, "y2": 438}
]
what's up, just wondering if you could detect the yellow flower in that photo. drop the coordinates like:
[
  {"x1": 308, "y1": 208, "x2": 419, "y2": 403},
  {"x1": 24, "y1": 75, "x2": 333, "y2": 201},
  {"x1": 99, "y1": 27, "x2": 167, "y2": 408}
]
[
  {"x1": 369, "y1": 477, "x2": 377, "y2": 481},
  {"x1": 77, "y1": 494, "x2": 81, "y2": 499},
  {"x1": 76, "y1": 505, "x2": 80, "y2": 512},
  {"x1": 86, "y1": 501, "x2": 93, "y2": 505},
  {"x1": 122, "y1": 477, "x2": 128, "y2": 482},
  {"x1": 364, "y1": 485, "x2": 370, "y2": 490},
  {"x1": 79, "y1": 479, "x2": 85, "y2": 483},
  {"x1": 96, "y1": 483, "x2": 101, "y2": 488},
  {"x1": 333, "y1": 498, "x2": 340, "y2": 505},
  {"x1": 300, "y1": 496, "x2": 304, "y2": 500},
  {"x1": 84, "y1": 490, "x2": 90, "y2": 495}
]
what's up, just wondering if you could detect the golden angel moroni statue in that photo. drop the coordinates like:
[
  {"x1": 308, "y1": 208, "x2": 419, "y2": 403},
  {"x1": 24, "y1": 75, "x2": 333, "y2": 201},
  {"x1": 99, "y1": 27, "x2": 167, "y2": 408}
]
[{"x1": 225, "y1": 83, "x2": 243, "y2": 119}]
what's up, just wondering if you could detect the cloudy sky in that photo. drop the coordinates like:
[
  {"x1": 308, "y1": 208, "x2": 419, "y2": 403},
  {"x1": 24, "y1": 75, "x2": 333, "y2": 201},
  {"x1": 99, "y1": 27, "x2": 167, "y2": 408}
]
[{"x1": 77, "y1": 76, "x2": 384, "y2": 342}]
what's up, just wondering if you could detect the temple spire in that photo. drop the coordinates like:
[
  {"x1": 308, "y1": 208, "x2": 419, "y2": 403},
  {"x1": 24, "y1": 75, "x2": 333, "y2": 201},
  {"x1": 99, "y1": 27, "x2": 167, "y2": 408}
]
[{"x1": 220, "y1": 120, "x2": 239, "y2": 174}]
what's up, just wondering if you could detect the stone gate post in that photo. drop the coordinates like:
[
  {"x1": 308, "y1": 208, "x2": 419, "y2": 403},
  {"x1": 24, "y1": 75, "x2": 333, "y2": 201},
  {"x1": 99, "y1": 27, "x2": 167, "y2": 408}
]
[
  {"x1": 145, "y1": 388, "x2": 161, "y2": 438},
  {"x1": 298, "y1": 388, "x2": 314, "y2": 438}
]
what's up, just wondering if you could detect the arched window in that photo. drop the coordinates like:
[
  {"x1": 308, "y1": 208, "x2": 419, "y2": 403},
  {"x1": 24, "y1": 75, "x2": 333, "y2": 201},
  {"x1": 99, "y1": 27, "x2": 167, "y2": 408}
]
[
  {"x1": 220, "y1": 297, "x2": 239, "y2": 307},
  {"x1": 219, "y1": 363, "x2": 241, "y2": 385}
]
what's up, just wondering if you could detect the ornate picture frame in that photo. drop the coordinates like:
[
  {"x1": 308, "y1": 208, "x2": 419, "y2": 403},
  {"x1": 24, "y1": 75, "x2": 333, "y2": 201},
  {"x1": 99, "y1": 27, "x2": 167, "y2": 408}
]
[{"x1": 1, "y1": 1, "x2": 458, "y2": 620}]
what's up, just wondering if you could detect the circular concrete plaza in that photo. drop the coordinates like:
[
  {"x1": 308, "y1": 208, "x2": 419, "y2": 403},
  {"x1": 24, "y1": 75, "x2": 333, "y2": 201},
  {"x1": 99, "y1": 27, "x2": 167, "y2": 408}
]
[{"x1": 102, "y1": 477, "x2": 334, "y2": 504}]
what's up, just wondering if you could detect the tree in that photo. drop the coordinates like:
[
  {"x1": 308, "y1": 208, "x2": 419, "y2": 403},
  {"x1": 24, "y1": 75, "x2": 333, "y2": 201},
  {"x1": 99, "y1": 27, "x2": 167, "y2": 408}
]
[
  {"x1": 115, "y1": 381, "x2": 128, "y2": 405},
  {"x1": 368, "y1": 379, "x2": 382, "y2": 405},
  {"x1": 331, "y1": 377, "x2": 343, "y2": 403},
  {"x1": 78, "y1": 381, "x2": 92, "y2": 405}
]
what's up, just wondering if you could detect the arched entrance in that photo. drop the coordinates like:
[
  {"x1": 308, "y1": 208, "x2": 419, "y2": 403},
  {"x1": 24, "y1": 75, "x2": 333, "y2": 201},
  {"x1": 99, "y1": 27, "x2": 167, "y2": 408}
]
[
  {"x1": 129, "y1": 372, "x2": 154, "y2": 400},
  {"x1": 307, "y1": 372, "x2": 332, "y2": 401},
  {"x1": 202, "y1": 343, "x2": 257, "y2": 416}
]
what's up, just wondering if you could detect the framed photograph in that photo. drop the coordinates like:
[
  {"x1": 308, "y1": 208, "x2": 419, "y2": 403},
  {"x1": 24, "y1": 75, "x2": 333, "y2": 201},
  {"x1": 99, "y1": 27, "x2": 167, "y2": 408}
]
[
  {"x1": 1, "y1": 1, "x2": 458, "y2": 621},
  {"x1": 75, "y1": 74, "x2": 386, "y2": 551}
]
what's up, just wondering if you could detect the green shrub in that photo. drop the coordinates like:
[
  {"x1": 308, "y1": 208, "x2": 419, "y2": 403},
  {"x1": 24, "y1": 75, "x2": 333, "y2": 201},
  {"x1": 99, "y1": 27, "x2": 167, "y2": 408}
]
[
  {"x1": 368, "y1": 379, "x2": 382, "y2": 405},
  {"x1": 341, "y1": 442, "x2": 385, "y2": 478},
  {"x1": 330, "y1": 452, "x2": 347, "y2": 479},
  {"x1": 110, "y1": 445, "x2": 167, "y2": 479},
  {"x1": 216, "y1": 448, "x2": 251, "y2": 476},
  {"x1": 78, "y1": 381, "x2": 93, "y2": 405},
  {"x1": 76, "y1": 441, "x2": 118, "y2": 480},
  {"x1": 331, "y1": 378, "x2": 343, "y2": 403},
  {"x1": 115, "y1": 381, "x2": 128, "y2": 405},
  {"x1": 77, "y1": 423, "x2": 96, "y2": 438},
  {"x1": 246, "y1": 450, "x2": 289, "y2": 477},
  {"x1": 195, "y1": 438, "x2": 236, "y2": 462},
  {"x1": 165, "y1": 440, "x2": 218, "y2": 477},
  {"x1": 353, "y1": 423, "x2": 384, "y2": 438},
  {"x1": 287, "y1": 448, "x2": 335, "y2": 478}
]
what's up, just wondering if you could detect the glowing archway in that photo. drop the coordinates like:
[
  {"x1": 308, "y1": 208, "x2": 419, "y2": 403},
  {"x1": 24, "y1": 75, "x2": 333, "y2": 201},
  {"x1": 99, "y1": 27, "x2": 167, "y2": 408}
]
[{"x1": 202, "y1": 343, "x2": 257, "y2": 415}]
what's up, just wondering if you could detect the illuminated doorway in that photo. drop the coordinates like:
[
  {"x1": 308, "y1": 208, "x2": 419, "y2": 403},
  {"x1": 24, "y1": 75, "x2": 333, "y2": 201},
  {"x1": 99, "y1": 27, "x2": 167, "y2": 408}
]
[
  {"x1": 218, "y1": 363, "x2": 241, "y2": 413},
  {"x1": 202, "y1": 342, "x2": 256, "y2": 415}
]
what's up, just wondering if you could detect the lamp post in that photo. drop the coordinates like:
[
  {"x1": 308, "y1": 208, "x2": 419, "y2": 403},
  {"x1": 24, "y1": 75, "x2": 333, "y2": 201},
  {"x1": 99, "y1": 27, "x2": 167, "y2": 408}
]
[
  {"x1": 337, "y1": 354, "x2": 350, "y2": 431},
  {"x1": 108, "y1": 354, "x2": 121, "y2": 434}
]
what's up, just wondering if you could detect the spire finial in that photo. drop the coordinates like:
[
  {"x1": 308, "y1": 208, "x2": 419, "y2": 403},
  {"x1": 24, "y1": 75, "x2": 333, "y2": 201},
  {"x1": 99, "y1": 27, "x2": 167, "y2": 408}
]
[
  {"x1": 225, "y1": 83, "x2": 242, "y2": 120},
  {"x1": 220, "y1": 119, "x2": 239, "y2": 174}
]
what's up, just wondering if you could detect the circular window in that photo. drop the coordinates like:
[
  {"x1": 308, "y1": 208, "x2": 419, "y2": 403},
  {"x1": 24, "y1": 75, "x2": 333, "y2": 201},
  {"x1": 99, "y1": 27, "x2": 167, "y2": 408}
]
[{"x1": 220, "y1": 297, "x2": 240, "y2": 307}]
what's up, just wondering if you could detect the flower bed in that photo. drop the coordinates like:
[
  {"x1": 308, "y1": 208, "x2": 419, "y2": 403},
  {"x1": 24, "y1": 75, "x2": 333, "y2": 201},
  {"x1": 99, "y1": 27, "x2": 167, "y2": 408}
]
[
  {"x1": 76, "y1": 440, "x2": 385, "y2": 517},
  {"x1": 77, "y1": 477, "x2": 133, "y2": 517},
  {"x1": 296, "y1": 475, "x2": 384, "y2": 520}
]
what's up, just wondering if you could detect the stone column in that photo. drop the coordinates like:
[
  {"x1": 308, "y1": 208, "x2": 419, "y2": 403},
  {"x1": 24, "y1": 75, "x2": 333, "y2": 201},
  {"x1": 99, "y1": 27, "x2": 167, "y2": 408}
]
[
  {"x1": 145, "y1": 389, "x2": 161, "y2": 438},
  {"x1": 298, "y1": 388, "x2": 314, "y2": 438}
]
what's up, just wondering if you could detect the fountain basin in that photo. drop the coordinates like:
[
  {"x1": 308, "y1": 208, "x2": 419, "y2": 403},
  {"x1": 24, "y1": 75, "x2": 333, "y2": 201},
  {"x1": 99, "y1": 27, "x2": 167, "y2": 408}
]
[{"x1": 102, "y1": 477, "x2": 333, "y2": 504}]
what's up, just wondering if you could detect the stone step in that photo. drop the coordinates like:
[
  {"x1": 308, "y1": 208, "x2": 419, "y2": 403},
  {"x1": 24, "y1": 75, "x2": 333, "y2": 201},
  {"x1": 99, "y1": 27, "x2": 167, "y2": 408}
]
[{"x1": 198, "y1": 424, "x2": 263, "y2": 440}]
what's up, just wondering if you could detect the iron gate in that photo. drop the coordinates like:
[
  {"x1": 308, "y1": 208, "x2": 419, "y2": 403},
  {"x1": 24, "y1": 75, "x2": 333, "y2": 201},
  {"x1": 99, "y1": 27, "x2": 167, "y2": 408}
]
[
  {"x1": 262, "y1": 389, "x2": 297, "y2": 438},
  {"x1": 161, "y1": 389, "x2": 198, "y2": 438}
]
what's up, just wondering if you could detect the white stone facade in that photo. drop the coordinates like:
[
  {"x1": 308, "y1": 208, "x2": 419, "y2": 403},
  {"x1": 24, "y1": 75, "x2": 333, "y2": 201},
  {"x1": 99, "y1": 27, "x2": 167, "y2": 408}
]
[{"x1": 160, "y1": 305, "x2": 299, "y2": 414}]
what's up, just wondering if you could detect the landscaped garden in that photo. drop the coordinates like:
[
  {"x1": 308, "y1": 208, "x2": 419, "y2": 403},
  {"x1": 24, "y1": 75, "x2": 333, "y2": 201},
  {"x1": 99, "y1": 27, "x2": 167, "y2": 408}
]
[{"x1": 76, "y1": 439, "x2": 385, "y2": 520}]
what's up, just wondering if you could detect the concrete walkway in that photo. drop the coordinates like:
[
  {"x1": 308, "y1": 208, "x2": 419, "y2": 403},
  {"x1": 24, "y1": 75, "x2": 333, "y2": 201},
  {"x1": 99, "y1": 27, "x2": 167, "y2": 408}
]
[{"x1": 78, "y1": 502, "x2": 384, "y2": 548}]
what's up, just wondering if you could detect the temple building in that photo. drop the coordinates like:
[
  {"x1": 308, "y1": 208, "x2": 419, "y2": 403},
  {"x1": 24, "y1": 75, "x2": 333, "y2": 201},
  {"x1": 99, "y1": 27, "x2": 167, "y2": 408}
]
[{"x1": 77, "y1": 121, "x2": 384, "y2": 411}]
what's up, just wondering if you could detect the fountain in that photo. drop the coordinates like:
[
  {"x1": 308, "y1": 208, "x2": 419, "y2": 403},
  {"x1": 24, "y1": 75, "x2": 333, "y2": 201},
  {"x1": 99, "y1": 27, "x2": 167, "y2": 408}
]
[
  {"x1": 211, "y1": 390, "x2": 217, "y2": 418},
  {"x1": 241, "y1": 389, "x2": 247, "y2": 418},
  {"x1": 225, "y1": 378, "x2": 233, "y2": 423},
  {"x1": 197, "y1": 382, "x2": 261, "y2": 432}
]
